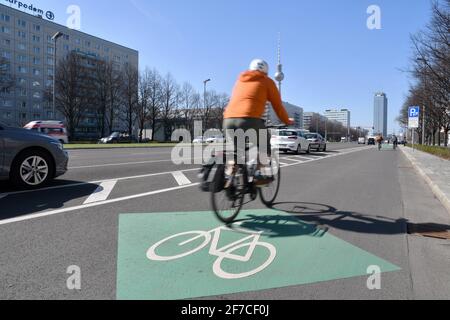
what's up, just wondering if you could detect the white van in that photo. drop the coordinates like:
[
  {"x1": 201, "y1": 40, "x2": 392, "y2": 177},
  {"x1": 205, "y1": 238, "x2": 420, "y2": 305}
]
[{"x1": 24, "y1": 121, "x2": 69, "y2": 144}]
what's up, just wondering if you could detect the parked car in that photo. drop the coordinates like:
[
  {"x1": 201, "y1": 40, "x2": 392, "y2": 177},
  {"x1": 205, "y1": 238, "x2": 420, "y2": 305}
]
[
  {"x1": 98, "y1": 132, "x2": 137, "y2": 144},
  {"x1": 24, "y1": 121, "x2": 69, "y2": 144},
  {"x1": 271, "y1": 129, "x2": 311, "y2": 154},
  {"x1": 358, "y1": 137, "x2": 366, "y2": 145},
  {"x1": 368, "y1": 138, "x2": 376, "y2": 145},
  {"x1": 0, "y1": 122, "x2": 68, "y2": 188},
  {"x1": 305, "y1": 133, "x2": 327, "y2": 152}
]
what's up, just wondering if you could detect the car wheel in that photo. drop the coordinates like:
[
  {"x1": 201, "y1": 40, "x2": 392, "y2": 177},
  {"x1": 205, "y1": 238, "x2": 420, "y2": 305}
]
[
  {"x1": 296, "y1": 145, "x2": 302, "y2": 155},
  {"x1": 306, "y1": 145, "x2": 311, "y2": 154},
  {"x1": 10, "y1": 149, "x2": 55, "y2": 189}
]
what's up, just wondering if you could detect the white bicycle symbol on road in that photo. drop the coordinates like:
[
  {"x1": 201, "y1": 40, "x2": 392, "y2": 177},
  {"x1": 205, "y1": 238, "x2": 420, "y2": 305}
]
[{"x1": 147, "y1": 223, "x2": 277, "y2": 280}]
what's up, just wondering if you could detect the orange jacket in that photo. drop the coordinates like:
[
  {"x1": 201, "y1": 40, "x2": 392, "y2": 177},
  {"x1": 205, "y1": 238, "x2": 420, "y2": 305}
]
[{"x1": 223, "y1": 70, "x2": 290, "y2": 124}]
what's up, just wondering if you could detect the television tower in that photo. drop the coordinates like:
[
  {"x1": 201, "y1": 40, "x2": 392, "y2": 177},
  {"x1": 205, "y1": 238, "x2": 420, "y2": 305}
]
[{"x1": 274, "y1": 32, "x2": 285, "y2": 94}]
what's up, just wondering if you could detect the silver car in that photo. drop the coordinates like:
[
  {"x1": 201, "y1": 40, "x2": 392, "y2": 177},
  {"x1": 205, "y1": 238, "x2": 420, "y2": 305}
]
[{"x1": 0, "y1": 122, "x2": 69, "y2": 189}]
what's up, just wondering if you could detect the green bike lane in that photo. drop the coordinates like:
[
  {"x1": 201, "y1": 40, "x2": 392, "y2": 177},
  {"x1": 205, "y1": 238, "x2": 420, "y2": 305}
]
[{"x1": 0, "y1": 146, "x2": 430, "y2": 299}]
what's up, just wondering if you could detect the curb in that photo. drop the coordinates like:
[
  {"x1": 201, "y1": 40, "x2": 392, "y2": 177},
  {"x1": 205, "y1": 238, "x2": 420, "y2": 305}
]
[{"x1": 400, "y1": 147, "x2": 450, "y2": 215}]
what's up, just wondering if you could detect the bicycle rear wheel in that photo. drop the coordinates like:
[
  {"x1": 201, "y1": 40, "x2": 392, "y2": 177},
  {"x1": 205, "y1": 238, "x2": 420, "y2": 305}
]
[
  {"x1": 259, "y1": 156, "x2": 281, "y2": 207},
  {"x1": 211, "y1": 165, "x2": 245, "y2": 224}
]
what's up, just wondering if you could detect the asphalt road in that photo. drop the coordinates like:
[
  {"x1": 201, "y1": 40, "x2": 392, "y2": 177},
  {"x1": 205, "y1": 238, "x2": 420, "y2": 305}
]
[{"x1": 0, "y1": 143, "x2": 449, "y2": 300}]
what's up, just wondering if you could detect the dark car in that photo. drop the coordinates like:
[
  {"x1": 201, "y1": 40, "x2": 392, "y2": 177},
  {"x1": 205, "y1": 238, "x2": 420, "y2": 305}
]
[
  {"x1": 0, "y1": 122, "x2": 69, "y2": 188},
  {"x1": 305, "y1": 133, "x2": 327, "y2": 152},
  {"x1": 368, "y1": 138, "x2": 376, "y2": 145},
  {"x1": 99, "y1": 132, "x2": 137, "y2": 144}
]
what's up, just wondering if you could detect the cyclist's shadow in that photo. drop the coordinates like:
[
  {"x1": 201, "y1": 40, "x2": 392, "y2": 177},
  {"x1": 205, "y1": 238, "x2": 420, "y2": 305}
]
[{"x1": 230, "y1": 214, "x2": 329, "y2": 239}]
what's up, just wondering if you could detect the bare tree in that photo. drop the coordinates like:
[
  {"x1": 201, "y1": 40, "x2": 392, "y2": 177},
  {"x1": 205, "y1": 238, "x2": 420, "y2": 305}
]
[
  {"x1": 160, "y1": 73, "x2": 179, "y2": 141},
  {"x1": 48, "y1": 52, "x2": 89, "y2": 140},
  {"x1": 147, "y1": 69, "x2": 163, "y2": 141},
  {"x1": 121, "y1": 64, "x2": 139, "y2": 137},
  {"x1": 136, "y1": 68, "x2": 152, "y2": 142}
]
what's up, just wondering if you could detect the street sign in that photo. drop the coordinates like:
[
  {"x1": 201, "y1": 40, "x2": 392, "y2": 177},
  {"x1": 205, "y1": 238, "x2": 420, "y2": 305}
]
[{"x1": 408, "y1": 106, "x2": 420, "y2": 129}]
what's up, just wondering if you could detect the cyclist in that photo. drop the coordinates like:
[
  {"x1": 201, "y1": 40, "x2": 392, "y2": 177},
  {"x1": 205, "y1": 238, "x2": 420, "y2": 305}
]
[
  {"x1": 223, "y1": 59, "x2": 294, "y2": 185},
  {"x1": 392, "y1": 135, "x2": 398, "y2": 150},
  {"x1": 376, "y1": 134, "x2": 384, "y2": 150}
]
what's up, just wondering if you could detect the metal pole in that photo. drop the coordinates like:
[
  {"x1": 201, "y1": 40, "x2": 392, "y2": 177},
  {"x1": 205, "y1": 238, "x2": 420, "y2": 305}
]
[
  {"x1": 53, "y1": 37, "x2": 56, "y2": 120},
  {"x1": 422, "y1": 105, "x2": 426, "y2": 145}
]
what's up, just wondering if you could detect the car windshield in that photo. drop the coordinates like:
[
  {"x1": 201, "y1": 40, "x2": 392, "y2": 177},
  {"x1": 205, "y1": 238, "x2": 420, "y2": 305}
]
[
  {"x1": 110, "y1": 132, "x2": 120, "y2": 138},
  {"x1": 305, "y1": 134, "x2": 318, "y2": 139},
  {"x1": 277, "y1": 131, "x2": 297, "y2": 137}
]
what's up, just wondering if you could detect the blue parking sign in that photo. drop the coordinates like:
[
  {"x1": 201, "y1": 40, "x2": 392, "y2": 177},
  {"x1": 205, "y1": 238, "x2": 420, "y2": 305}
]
[{"x1": 409, "y1": 106, "x2": 420, "y2": 118}]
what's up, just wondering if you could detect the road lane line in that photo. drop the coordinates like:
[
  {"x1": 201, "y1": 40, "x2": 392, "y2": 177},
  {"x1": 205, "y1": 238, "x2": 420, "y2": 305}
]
[
  {"x1": 0, "y1": 183, "x2": 200, "y2": 226},
  {"x1": 0, "y1": 146, "x2": 372, "y2": 226},
  {"x1": 0, "y1": 168, "x2": 200, "y2": 198},
  {"x1": 69, "y1": 157, "x2": 203, "y2": 169},
  {"x1": 172, "y1": 172, "x2": 192, "y2": 186},
  {"x1": 83, "y1": 180, "x2": 118, "y2": 204}
]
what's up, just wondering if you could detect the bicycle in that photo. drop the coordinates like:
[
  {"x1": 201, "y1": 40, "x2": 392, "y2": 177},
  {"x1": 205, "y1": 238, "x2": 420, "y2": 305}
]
[{"x1": 204, "y1": 125, "x2": 283, "y2": 224}]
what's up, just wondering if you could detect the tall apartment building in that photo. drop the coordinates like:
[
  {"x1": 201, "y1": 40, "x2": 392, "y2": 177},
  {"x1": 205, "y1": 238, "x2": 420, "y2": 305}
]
[
  {"x1": 303, "y1": 112, "x2": 328, "y2": 131},
  {"x1": 0, "y1": 4, "x2": 138, "y2": 138},
  {"x1": 374, "y1": 92, "x2": 388, "y2": 137}
]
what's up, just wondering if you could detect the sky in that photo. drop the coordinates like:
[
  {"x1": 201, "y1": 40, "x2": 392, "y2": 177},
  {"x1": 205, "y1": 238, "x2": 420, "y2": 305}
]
[{"x1": 10, "y1": 0, "x2": 433, "y2": 133}]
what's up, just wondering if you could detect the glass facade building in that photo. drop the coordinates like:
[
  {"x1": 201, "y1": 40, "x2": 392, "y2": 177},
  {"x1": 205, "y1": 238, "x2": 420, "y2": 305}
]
[{"x1": 374, "y1": 92, "x2": 388, "y2": 137}]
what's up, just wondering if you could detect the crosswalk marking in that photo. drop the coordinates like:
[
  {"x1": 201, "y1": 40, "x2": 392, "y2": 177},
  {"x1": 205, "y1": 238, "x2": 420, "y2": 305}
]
[
  {"x1": 83, "y1": 180, "x2": 118, "y2": 204},
  {"x1": 172, "y1": 171, "x2": 192, "y2": 186}
]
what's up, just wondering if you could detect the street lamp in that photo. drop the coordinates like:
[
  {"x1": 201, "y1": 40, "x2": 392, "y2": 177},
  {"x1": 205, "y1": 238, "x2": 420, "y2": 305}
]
[
  {"x1": 417, "y1": 57, "x2": 428, "y2": 145},
  {"x1": 51, "y1": 31, "x2": 63, "y2": 120},
  {"x1": 203, "y1": 79, "x2": 211, "y2": 129}
]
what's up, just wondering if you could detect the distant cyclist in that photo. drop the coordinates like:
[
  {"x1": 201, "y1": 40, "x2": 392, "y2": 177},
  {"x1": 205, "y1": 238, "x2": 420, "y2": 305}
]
[
  {"x1": 392, "y1": 135, "x2": 398, "y2": 150},
  {"x1": 223, "y1": 59, "x2": 294, "y2": 185},
  {"x1": 376, "y1": 134, "x2": 384, "y2": 150}
]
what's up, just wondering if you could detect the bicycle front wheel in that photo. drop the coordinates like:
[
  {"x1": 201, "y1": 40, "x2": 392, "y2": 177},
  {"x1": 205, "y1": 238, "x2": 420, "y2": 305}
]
[
  {"x1": 259, "y1": 156, "x2": 281, "y2": 207},
  {"x1": 211, "y1": 165, "x2": 244, "y2": 224}
]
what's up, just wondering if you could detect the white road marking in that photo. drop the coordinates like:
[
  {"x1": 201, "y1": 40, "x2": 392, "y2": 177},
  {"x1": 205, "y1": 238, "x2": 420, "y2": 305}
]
[
  {"x1": 83, "y1": 180, "x2": 118, "y2": 204},
  {"x1": 0, "y1": 146, "x2": 372, "y2": 226},
  {"x1": 0, "y1": 168, "x2": 200, "y2": 198},
  {"x1": 0, "y1": 183, "x2": 199, "y2": 226},
  {"x1": 279, "y1": 162, "x2": 289, "y2": 166},
  {"x1": 172, "y1": 171, "x2": 192, "y2": 186}
]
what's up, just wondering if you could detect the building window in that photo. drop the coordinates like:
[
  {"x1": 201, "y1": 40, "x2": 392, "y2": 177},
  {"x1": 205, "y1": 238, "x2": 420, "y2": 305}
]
[
  {"x1": 33, "y1": 57, "x2": 41, "y2": 65},
  {"x1": 33, "y1": 47, "x2": 41, "y2": 54},
  {"x1": 1, "y1": 38, "x2": 11, "y2": 46},
  {"x1": 3, "y1": 111, "x2": 12, "y2": 119},
  {"x1": 20, "y1": 113, "x2": 27, "y2": 119},
  {"x1": 17, "y1": 78, "x2": 26, "y2": 86},
  {"x1": 19, "y1": 88, "x2": 27, "y2": 96},
  {"x1": 18, "y1": 101, "x2": 27, "y2": 108},
  {"x1": 32, "y1": 69, "x2": 40, "y2": 76},
  {"x1": 63, "y1": 34, "x2": 69, "y2": 41},
  {"x1": 33, "y1": 103, "x2": 41, "y2": 109},
  {"x1": 0, "y1": 14, "x2": 11, "y2": 22},
  {"x1": 17, "y1": 55, "x2": 27, "y2": 63},
  {"x1": 33, "y1": 91, "x2": 41, "y2": 99},
  {"x1": 18, "y1": 66, "x2": 27, "y2": 74},
  {"x1": 33, "y1": 24, "x2": 41, "y2": 32},
  {"x1": 17, "y1": 19, "x2": 26, "y2": 28},
  {"x1": 32, "y1": 35, "x2": 41, "y2": 42},
  {"x1": 1, "y1": 26, "x2": 11, "y2": 34},
  {"x1": 63, "y1": 44, "x2": 69, "y2": 51},
  {"x1": 85, "y1": 40, "x2": 91, "y2": 47},
  {"x1": 47, "y1": 57, "x2": 53, "y2": 65},
  {"x1": 75, "y1": 38, "x2": 81, "y2": 44},
  {"x1": 47, "y1": 68, "x2": 54, "y2": 76},
  {"x1": 17, "y1": 31, "x2": 26, "y2": 39},
  {"x1": 18, "y1": 43, "x2": 26, "y2": 50},
  {"x1": 1, "y1": 51, "x2": 11, "y2": 59},
  {"x1": 47, "y1": 46, "x2": 55, "y2": 54}
]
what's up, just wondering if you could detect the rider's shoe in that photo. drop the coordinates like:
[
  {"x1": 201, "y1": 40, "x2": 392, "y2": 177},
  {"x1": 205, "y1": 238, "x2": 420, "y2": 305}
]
[{"x1": 254, "y1": 169, "x2": 274, "y2": 187}]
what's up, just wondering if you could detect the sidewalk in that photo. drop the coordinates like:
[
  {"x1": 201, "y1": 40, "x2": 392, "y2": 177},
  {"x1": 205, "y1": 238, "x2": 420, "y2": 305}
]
[{"x1": 401, "y1": 146, "x2": 450, "y2": 215}]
